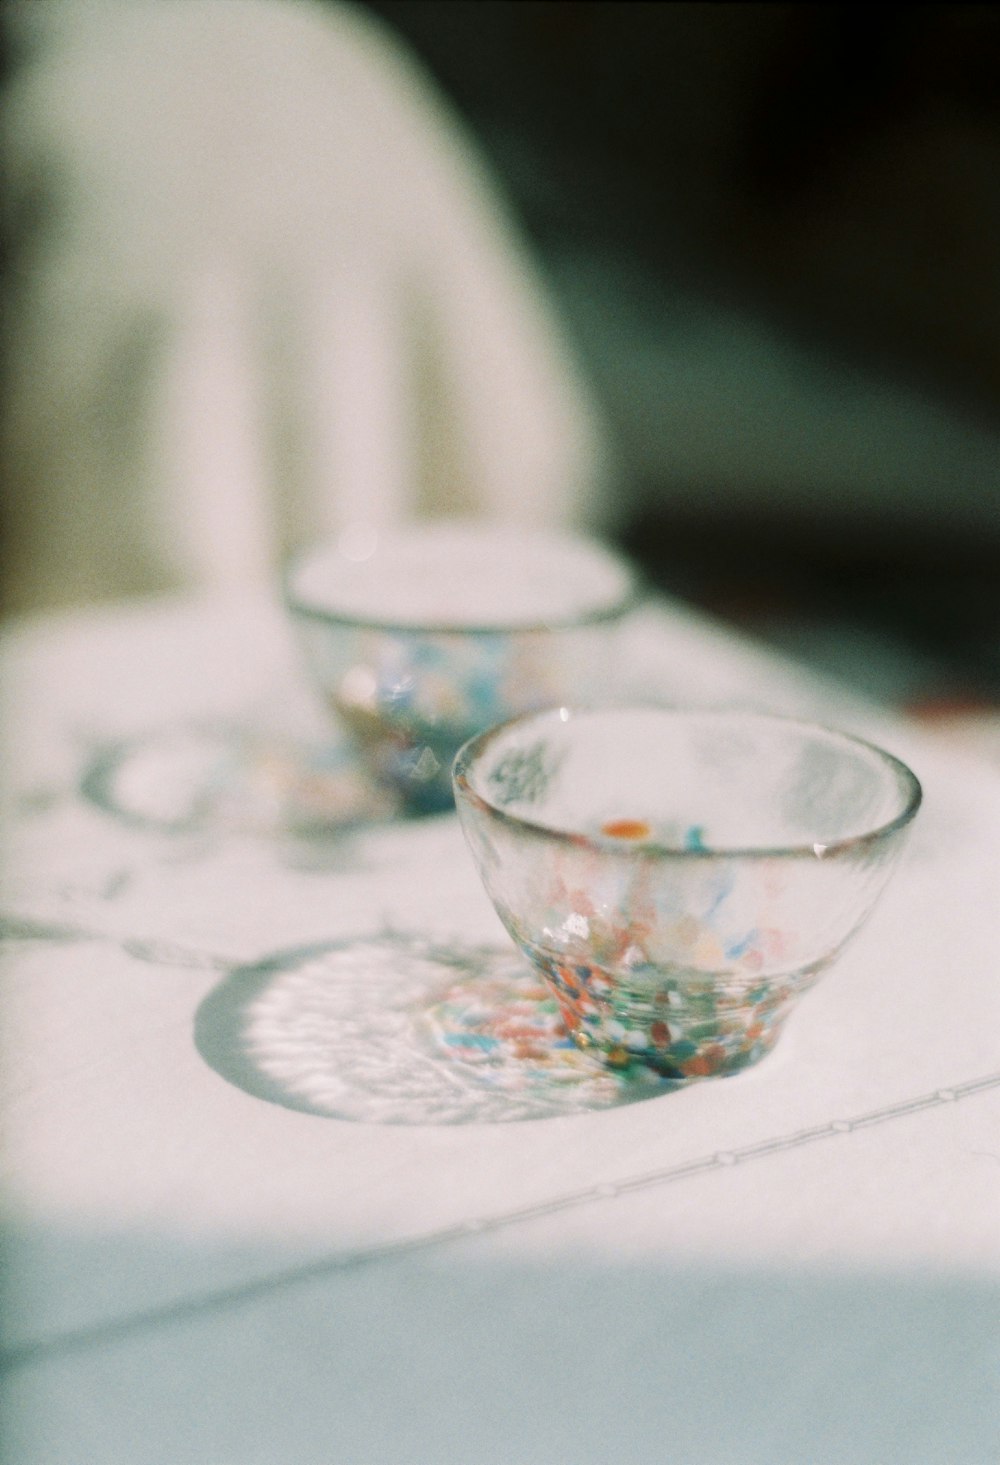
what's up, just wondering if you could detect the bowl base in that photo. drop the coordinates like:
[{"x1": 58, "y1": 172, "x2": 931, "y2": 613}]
[
  {"x1": 523, "y1": 943, "x2": 808, "y2": 1081},
  {"x1": 565, "y1": 1017, "x2": 786, "y2": 1081}
]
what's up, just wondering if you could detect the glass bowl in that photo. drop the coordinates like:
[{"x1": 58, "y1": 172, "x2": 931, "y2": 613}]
[
  {"x1": 285, "y1": 522, "x2": 637, "y2": 812},
  {"x1": 453, "y1": 707, "x2": 922, "y2": 1079}
]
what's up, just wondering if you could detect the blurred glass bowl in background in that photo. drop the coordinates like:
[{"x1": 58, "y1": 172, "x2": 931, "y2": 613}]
[{"x1": 285, "y1": 521, "x2": 638, "y2": 812}]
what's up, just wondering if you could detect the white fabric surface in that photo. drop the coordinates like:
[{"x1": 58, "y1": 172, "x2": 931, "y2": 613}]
[{"x1": 1, "y1": 591, "x2": 998, "y2": 1463}]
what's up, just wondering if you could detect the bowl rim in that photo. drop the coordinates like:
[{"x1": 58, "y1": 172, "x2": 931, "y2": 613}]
[
  {"x1": 452, "y1": 705, "x2": 923, "y2": 861},
  {"x1": 282, "y1": 529, "x2": 643, "y2": 636}
]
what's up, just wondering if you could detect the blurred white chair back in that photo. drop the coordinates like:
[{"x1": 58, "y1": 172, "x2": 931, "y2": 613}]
[{"x1": 2, "y1": 0, "x2": 612, "y2": 612}]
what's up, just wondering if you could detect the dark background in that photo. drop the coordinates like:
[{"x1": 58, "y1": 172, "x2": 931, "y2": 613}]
[
  {"x1": 361, "y1": 1, "x2": 1000, "y2": 703},
  {"x1": 2, "y1": 2, "x2": 998, "y2": 701}
]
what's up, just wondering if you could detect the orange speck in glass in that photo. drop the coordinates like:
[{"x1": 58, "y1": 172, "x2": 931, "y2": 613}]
[
  {"x1": 601, "y1": 818, "x2": 652, "y2": 840},
  {"x1": 682, "y1": 1045, "x2": 726, "y2": 1078}
]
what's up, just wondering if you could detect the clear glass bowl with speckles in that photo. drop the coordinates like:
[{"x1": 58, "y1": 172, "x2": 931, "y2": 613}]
[
  {"x1": 453, "y1": 707, "x2": 921, "y2": 1080},
  {"x1": 285, "y1": 523, "x2": 638, "y2": 813}
]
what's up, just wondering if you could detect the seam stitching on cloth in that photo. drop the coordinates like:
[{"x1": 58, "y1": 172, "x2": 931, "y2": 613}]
[{"x1": 3, "y1": 1069, "x2": 999, "y2": 1373}]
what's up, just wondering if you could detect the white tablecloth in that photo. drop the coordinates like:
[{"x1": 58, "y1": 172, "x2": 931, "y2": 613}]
[{"x1": 2, "y1": 591, "x2": 998, "y2": 1464}]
